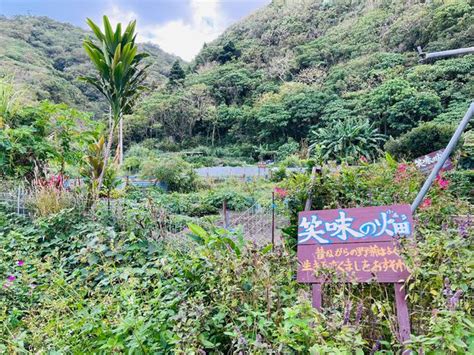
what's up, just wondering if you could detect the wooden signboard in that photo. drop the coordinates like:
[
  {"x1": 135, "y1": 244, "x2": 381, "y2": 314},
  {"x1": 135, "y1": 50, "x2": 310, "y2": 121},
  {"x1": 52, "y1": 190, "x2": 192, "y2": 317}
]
[
  {"x1": 297, "y1": 204, "x2": 413, "y2": 343},
  {"x1": 414, "y1": 149, "x2": 453, "y2": 175}
]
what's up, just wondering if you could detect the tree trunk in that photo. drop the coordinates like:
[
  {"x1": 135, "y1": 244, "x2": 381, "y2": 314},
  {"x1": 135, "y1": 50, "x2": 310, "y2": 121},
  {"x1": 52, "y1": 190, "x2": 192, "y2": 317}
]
[
  {"x1": 97, "y1": 120, "x2": 115, "y2": 195},
  {"x1": 119, "y1": 116, "x2": 123, "y2": 166}
]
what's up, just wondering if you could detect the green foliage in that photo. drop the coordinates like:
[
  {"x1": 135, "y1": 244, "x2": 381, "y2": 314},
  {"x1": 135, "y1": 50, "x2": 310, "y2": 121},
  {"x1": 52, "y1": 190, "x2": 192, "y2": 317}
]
[
  {"x1": 445, "y1": 169, "x2": 474, "y2": 202},
  {"x1": 81, "y1": 16, "x2": 149, "y2": 123},
  {"x1": 276, "y1": 138, "x2": 300, "y2": 161},
  {"x1": 168, "y1": 60, "x2": 186, "y2": 87},
  {"x1": 0, "y1": 77, "x2": 22, "y2": 123},
  {"x1": 1, "y1": 157, "x2": 472, "y2": 353},
  {"x1": 385, "y1": 122, "x2": 455, "y2": 160},
  {"x1": 0, "y1": 101, "x2": 98, "y2": 179},
  {"x1": 310, "y1": 117, "x2": 385, "y2": 163},
  {"x1": 140, "y1": 156, "x2": 198, "y2": 192},
  {"x1": 216, "y1": 41, "x2": 241, "y2": 64},
  {"x1": 366, "y1": 79, "x2": 442, "y2": 136}
]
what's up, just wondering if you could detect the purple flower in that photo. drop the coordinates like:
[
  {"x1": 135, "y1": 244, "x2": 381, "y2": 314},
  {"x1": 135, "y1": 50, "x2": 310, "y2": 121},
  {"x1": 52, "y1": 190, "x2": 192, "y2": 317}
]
[
  {"x1": 17, "y1": 260, "x2": 25, "y2": 267},
  {"x1": 448, "y1": 290, "x2": 463, "y2": 311},
  {"x1": 442, "y1": 277, "x2": 453, "y2": 297},
  {"x1": 343, "y1": 300, "x2": 352, "y2": 325},
  {"x1": 7, "y1": 275, "x2": 16, "y2": 282},
  {"x1": 355, "y1": 302, "x2": 363, "y2": 326},
  {"x1": 370, "y1": 339, "x2": 381, "y2": 355}
]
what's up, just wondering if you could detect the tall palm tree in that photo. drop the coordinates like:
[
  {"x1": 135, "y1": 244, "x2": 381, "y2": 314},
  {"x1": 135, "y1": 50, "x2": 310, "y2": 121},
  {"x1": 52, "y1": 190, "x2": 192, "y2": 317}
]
[{"x1": 81, "y1": 15, "x2": 149, "y2": 192}]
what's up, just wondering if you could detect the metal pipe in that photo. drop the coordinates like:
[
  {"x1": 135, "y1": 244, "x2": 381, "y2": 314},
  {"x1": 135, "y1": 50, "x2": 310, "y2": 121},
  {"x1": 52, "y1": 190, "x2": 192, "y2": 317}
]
[
  {"x1": 411, "y1": 102, "x2": 474, "y2": 212},
  {"x1": 418, "y1": 46, "x2": 474, "y2": 63}
]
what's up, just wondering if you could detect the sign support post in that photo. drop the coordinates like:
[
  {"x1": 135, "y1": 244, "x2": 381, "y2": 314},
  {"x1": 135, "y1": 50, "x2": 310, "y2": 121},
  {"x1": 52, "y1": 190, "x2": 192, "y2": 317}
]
[{"x1": 394, "y1": 283, "x2": 411, "y2": 344}]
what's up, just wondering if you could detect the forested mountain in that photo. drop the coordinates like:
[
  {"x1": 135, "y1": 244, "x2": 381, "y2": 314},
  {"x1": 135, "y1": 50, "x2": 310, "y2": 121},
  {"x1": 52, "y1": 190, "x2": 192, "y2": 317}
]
[
  {"x1": 127, "y1": 0, "x2": 473, "y2": 161},
  {"x1": 0, "y1": 16, "x2": 182, "y2": 115}
]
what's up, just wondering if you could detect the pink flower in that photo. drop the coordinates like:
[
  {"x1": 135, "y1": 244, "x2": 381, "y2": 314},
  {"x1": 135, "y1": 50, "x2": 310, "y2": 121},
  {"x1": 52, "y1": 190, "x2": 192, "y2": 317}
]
[
  {"x1": 17, "y1": 260, "x2": 24, "y2": 267},
  {"x1": 436, "y1": 176, "x2": 449, "y2": 190},
  {"x1": 420, "y1": 198, "x2": 432, "y2": 209},
  {"x1": 3, "y1": 282, "x2": 11, "y2": 289},
  {"x1": 274, "y1": 187, "x2": 288, "y2": 198},
  {"x1": 7, "y1": 275, "x2": 16, "y2": 282},
  {"x1": 397, "y1": 164, "x2": 407, "y2": 173},
  {"x1": 359, "y1": 156, "x2": 368, "y2": 164}
]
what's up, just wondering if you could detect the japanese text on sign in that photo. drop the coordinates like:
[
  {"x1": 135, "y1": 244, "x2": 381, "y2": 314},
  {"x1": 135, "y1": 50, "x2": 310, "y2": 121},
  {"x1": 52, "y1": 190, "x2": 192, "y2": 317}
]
[
  {"x1": 297, "y1": 205, "x2": 413, "y2": 283},
  {"x1": 299, "y1": 208, "x2": 411, "y2": 245}
]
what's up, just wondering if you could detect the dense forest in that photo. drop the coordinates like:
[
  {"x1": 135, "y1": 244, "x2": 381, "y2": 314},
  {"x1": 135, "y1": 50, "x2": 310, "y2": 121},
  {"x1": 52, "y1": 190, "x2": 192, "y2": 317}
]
[
  {"x1": 122, "y1": 0, "x2": 473, "y2": 163},
  {"x1": 1, "y1": 1, "x2": 473, "y2": 165}
]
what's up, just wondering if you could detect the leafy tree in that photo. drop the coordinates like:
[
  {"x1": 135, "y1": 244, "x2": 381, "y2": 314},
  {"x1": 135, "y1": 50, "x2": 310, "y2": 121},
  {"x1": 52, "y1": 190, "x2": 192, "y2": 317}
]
[
  {"x1": 168, "y1": 60, "x2": 186, "y2": 87},
  {"x1": 81, "y1": 15, "x2": 149, "y2": 192},
  {"x1": 217, "y1": 41, "x2": 241, "y2": 64},
  {"x1": 385, "y1": 122, "x2": 455, "y2": 160},
  {"x1": 309, "y1": 117, "x2": 386, "y2": 163},
  {"x1": 366, "y1": 79, "x2": 442, "y2": 136},
  {"x1": 0, "y1": 101, "x2": 97, "y2": 179}
]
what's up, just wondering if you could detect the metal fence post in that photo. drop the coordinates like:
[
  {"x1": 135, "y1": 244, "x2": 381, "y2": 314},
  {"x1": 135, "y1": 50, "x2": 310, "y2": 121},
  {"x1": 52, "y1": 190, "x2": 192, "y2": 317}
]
[{"x1": 17, "y1": 186, "x2": 21, "y2": 214}]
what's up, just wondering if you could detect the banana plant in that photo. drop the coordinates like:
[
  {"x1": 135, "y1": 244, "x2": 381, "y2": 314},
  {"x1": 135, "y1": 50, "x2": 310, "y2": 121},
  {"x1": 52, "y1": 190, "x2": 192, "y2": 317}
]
[{"x1": 81, "y1": 15, "x2": 149, "y2": 196}]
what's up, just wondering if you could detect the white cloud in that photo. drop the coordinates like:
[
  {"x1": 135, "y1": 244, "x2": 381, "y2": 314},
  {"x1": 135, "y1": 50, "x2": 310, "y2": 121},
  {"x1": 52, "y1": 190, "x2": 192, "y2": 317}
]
[
  {"x1": 106, "y1": 4, "x2": 138, "y2": 29},
  {"x1": 96, "y1": 0, "x2": 227, "y2": 61},
  {"x1": 139, "y1": 0, "x2": 226, "y2": 61},
  {"x1": 91, "y1": 3, "x2": 138, "y2": 31}
]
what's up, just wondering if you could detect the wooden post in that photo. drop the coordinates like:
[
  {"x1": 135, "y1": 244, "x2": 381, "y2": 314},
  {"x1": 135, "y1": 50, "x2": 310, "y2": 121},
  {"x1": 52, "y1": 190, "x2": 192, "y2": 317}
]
[
  {"x1": 304, "y1": 166, "x2": 318, "y2": 211},
  {"x1": 305, "y1": 169, "x2": 322, "y2": 309},
  {"x1": 394, "y1": 283, "x2": 411, "y2": 346},
  {"x1": 223, "y1": 199, "x2": 229, "y2": 229},
  {"x1": 271, "y1": 191, "x2": 275, "y2": 250},
  {"x1": 312, "y1": 283, "x2": 322, "y2": 310}
]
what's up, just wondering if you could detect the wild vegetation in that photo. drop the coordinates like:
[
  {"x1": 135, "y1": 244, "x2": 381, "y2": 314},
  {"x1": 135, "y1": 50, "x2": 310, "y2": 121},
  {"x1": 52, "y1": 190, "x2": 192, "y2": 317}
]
[{"x1": 0, "y1": 0, "x2": 473, "y2": 353}]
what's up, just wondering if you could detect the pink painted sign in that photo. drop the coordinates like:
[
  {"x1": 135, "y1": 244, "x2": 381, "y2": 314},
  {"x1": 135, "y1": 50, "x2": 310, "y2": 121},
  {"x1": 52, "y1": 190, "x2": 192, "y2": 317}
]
[
  {"x1": 414, "y1": 149, "x2": 453, "y2": 175},
  {"x1": 297, "y1": 205, "x2": 413, "y2": 283}
]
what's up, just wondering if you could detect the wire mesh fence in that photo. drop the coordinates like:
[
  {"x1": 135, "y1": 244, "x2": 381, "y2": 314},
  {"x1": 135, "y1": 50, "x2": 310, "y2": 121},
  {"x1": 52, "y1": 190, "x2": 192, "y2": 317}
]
[
  {"x1": 0, "y1": 182, "x2": 288, "y2": 247},
  {"x1": 0, "y1": 186, "x2": 29, "y2": 216},
  {"x1": 224, "y1": 199, "x2": 288, "y2": 246}
]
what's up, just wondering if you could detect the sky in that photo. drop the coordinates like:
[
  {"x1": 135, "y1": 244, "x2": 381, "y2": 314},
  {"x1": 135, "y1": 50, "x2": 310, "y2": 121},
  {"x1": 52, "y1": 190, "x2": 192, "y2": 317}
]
[{"x1": 0, "y1": 0, "x2": 270, "y2": 60}]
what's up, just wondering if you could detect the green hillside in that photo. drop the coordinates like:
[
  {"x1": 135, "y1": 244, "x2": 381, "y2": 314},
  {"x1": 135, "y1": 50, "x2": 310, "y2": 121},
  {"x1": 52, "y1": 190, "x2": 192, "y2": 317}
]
[
  {"x1": 127, "y1": 0, "x2": 473, "y2": 161},
  {"x1": 0, "y1": 15, "x2": 182, "y2": 115}
]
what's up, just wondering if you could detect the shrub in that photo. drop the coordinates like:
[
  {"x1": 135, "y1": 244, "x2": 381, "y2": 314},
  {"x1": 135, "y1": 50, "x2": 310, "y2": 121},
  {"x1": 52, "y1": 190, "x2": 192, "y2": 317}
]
[
  {"x1": 310, "y1": 117, "x2": 385, "y2": 163},
  {"x1": 385, "y1": 122, "x2": 455, "y2": 160},
  {"x1": 140, "y1": 156, "x2": 198, "y2": 192},
  {"x1": 27, "y1": 184, "x2": 76, "y2": 217},
  {"x1": 276, "y1": 138, "x2": 300, "y2": 161},
  {"x1": 445, "y1": 170, "x2": 474, "y2": 202}
]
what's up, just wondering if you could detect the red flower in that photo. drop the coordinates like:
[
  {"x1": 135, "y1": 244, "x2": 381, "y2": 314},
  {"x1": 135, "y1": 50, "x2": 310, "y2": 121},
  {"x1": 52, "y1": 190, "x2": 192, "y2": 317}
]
[{"x1": 420, "y1": 198, "x2": 432, "y2": 209}]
